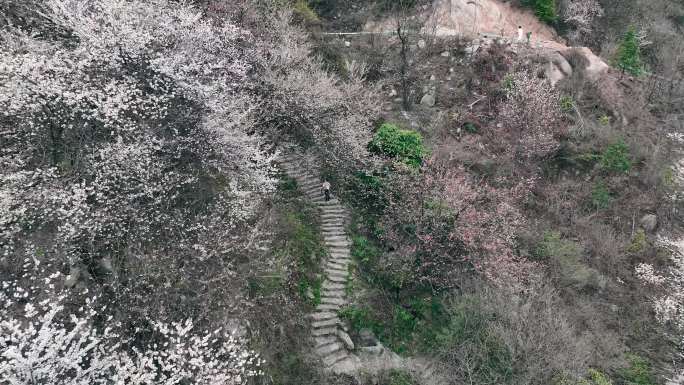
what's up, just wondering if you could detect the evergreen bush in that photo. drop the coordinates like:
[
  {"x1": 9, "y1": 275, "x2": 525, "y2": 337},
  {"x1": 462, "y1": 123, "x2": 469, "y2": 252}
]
[
  {"x1": 615, "y1": 27, "x2": 643, "y2": 76},
  {"x1": 368, "y1": 123, "x2": 427, "y2": 167},
  {"x1": 522, "y1": 0, "x2": 557, "y2": 23},
  {"x1": 600, "y1": 139, "x2": 632, "y2": 173}
]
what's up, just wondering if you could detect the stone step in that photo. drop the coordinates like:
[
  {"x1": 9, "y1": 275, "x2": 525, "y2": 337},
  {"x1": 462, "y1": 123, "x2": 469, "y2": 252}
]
[
  {"x1": 301, "y1": 184, "x2": 324, "y2": 193},
  {"x1": 327, "y1": 241, "x2": 350, "y2": 246},
  {"x1": 324, "y1": 237, "x2": 349, "y2": 243},
  {"x1": 322, "y1": 233, "x2": 347, "y2": 238},
  {"x1": 321, "y1": 225, "x2": 345, "y2": 230},
  {"x1": 322, "y1": 350, "x2": 349, "y2": 367},
  {"x1": 312, "y1": 326, "x2": 337, "y2": 337},
  {"x1": 309, "y1": 311, "x2": 338, "y2": 322},
  {"x1": 328, "y1": 249, "x2": 351, "y2": 255},
  {"x1": 281, "y1": 165, "x2": 302, "y2": 174},
  {"x1": 304, "y1": 189, "x2": 324, "y2": 196},
  {"x1": 312, "y1": 317, "x2": 340, "y2": 329},
  {"x1": 296, "y1": 178, "x2": 319, "y2": 186},
  {"x1": 314, "y1": 199, "x2": 340, "y2": 205},
  {"x1": 321, "y1": 218, "x2": 345, "y2": 224},
  {"x1": 327, "y1": 262, "x2": 348, "y2": 270},
  {"x1": 325, "y1": 239, "x2": 352, "y2": 247},
  {"x1": 322, "y1": 282, "x2": 345, "y2": 290},
  {"x1": 320, "y1": 201, "x2": 347, "y2": 211},
  {"x1": 321, "y1": 297, "x2": 346, "y2": 307},
  {"x1": 322, "y1": 289, "x2": 346, "y2": 298},
  {"x1": 330, "y1": 254, "x2": 351, "y2": 260},
  {"x1": 321, "y1": 217, "x2": 348, "y2": 223},
  {"x1": 317, "y1": 342, "x2": 344, "y2": 356},
  {"x1": 321, "y1": 215, "x2": 344, "y2": 220},
  {"x1": 321, "y1": 229, "x2": 346, "y2": 235},
  {"x1": 279, "y1": 164, "x2": 300, "y2": 171},
  {"x1": 319, "y1": 206, "x2": 345, "y2": 211},
  {"x1": 321, "y1": 212, "x2": 347, "y2": 217},
  {"x1": 325, "y1": 269, "x2": 347, "y2": 278},
  {"x1": 318, "y1": 303, "x2": 342, "y2": 311},
  {"x1": 325, "y1": 228, "x2": 349, "y2": 234},
  {"x1": 287, "y1": 170, "x2": 310, "y2": 178},
  {"x1": 326, "y1": 274, "x2": 346, "y2": 283},
  {"x1": 315, "y1": 335, "x2": 339, "y2": 347}
]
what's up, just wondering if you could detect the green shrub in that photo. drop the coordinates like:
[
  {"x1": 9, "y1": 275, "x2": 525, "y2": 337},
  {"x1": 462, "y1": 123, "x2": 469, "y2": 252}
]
[
  {"x1": 553, "y1": 369, "x2": 615, "y2": 385},
  {"x1": 387, "y1": 369, "x2": 415, "y2": 385},
  {"x1": 351, "y1": 235, "x2": 381, "y2": 265},
  {"x1": 436, "y1": 296, "x2": 514, "y2": 384},
  {"x1": 534, "y1": 231, "x2": 576, "y2": 260},
  {"x1": 368, "y1": 123, "x2": 427, "y2": 167},
  {"x1": 615, "y1": 27, "x2": 643, "y2": 76},
  {"x1": 587, "y1": 369, "x2": 614, "y2": 385},
  {"x1": 627, "y1": 229, "x2": 647, "y2": 254},
  {"x1": 560, "y1": 95, "x2": 574, "y2": 113},
  {"x1": 293, "y1": 0, "x2": 319, "y2": 24},
  {"x1": 523, "y1": 0, "x2": 557, "y2": 23},
  {"x1": 298, "y1": 276, "x2": 322, "y2": 306},
  {"x1": 287, "y1": 212, "x2": 326, "y2": 270},
  {"x1": 345, "y1": 265, "x2": 355, "y2": 296},
  {"x1": 619, "y1": 354, "x2": 656, "y2": 385},
  {"x1": 591, "y1": 181, "x2": 612, "y2": 210},
  {"x1": 661, "y1": 167, "x2": 676, "y2": 190},
  {"x1": 463, "y1": 121, "x2": 478, "y2": 134},
  {"x1": 247, "y1": 274, "x2": 283, "y2": 298},
  {"x1": 598, "y1": 115, "x2": 611, "y2": 126},
  {"x1": 601, "y1": 139, "x2": 631, "y2": 173},
  {"x1": 389, "y1": 306, "x2": 418, "y2": 353},
  {"x1": 535, "y1": 232, "x2": 603, "y2": 290},
  {"x1": 502, "y1": 74, "x2": 515, "y2": 91},
  {"x1": 339, "y1": 305, "x2": 381, "y2": 334},
  {"x1": 278, "y1": 175, "x2": 298, "y2": 194},
  {"x1": 348, "y1": 172, "x2": 387, "y2": 221}
]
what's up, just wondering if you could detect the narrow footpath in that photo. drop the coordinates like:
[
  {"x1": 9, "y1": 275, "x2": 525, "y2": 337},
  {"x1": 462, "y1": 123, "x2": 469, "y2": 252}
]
[
  {"x1": 279, "y1": 153, "x2": 359, "y2": 372},
  {"x1": 278, "y1": 153, "x2": 448, "y2": 384}
]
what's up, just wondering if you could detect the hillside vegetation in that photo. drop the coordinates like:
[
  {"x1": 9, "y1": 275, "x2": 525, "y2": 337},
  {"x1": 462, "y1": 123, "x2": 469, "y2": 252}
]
[{"x1": 1, "y1": 0, "x2": 683, "y2": 385}]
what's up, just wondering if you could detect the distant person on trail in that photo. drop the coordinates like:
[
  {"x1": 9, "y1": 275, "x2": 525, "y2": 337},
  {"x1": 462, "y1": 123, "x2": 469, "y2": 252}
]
[
  {"x1": 517, "y1": 25, "x2": 523, "y2": 42},
  {"x1": 526, "y1": 31, "x2": 532, "y2": 45},
  {"x1": 322, "y1": 180, "x2": 331, "y2": 202}
]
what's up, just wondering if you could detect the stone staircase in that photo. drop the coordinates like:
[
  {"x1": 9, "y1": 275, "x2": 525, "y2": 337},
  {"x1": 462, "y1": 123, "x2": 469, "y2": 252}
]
[
  {"x1": 278, "y1": 152, "x2": 449, "y2": 383},
  {"x1": 278, "y1": 153, "x2": 360, "y2": 372}
]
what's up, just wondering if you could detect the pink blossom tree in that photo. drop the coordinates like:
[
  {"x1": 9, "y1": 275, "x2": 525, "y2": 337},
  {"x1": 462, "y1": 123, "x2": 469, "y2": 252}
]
[{"x1": 379, "y1": 160, "x2": 539, "y2": 291}]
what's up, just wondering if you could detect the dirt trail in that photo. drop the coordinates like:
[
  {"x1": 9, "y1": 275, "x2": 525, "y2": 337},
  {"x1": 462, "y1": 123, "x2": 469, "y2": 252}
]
[
  {"x1": 364, "y1": 0, "x2": 609, "y2": 80},
  {"x1": 424, "y1": 0, "x2": 558, "y2": 41}
]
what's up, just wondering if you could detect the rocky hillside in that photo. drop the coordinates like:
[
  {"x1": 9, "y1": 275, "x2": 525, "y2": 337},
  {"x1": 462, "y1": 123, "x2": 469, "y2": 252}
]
[{"x1": 1, "y1": 1, "x2": 684, "y2": 385}]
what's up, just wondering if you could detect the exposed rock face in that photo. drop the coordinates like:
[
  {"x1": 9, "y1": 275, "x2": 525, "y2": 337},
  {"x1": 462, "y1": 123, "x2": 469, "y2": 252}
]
[
  {"x1": 640, "y1": 214, "x2": 658, "y2": 232},
  {"x1": 561, "y1": 47, "x2": 609, "y2": 81},
  {"x1": 420, "y1": 91, "x2": 436, "y2": 107},
  {"x1": 366, "y1": 0, "x2": 558, "y2": 41},
  {"x1": 544, "y1": 51, "x2": 573, "y2": 86},
  {"x1": 358, "y1": 328, "x2": 378, "y2": 346},
  {"x1": 364, "y1": 0, "x2": 610, "y2": 88}
]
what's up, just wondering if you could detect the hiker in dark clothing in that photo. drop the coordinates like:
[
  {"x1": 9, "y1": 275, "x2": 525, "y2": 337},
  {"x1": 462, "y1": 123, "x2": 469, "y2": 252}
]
[{"x1": 322, "y1": 180, "x2": 331, "y2": 201}]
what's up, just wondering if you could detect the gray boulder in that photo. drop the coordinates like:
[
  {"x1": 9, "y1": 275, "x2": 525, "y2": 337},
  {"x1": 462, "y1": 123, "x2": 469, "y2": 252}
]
[
  {"x1": 337, "y1": 329, "x2": 355, "y2": 350},
  {"x1": 420, "y1": 92, "x2": 436, "y2": 107},
  {"x1": 640, "y1": 214, "x2": 658, "y2": 232}
]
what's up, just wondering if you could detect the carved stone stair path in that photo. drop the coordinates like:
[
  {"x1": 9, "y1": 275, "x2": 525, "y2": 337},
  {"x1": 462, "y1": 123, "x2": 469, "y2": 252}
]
[
  {"x1": 279, "y1": 153, "x2": 360, "y2": 372},
  {"x1": 278, "y1": 153, "x2": 449, "y2": 382}
]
